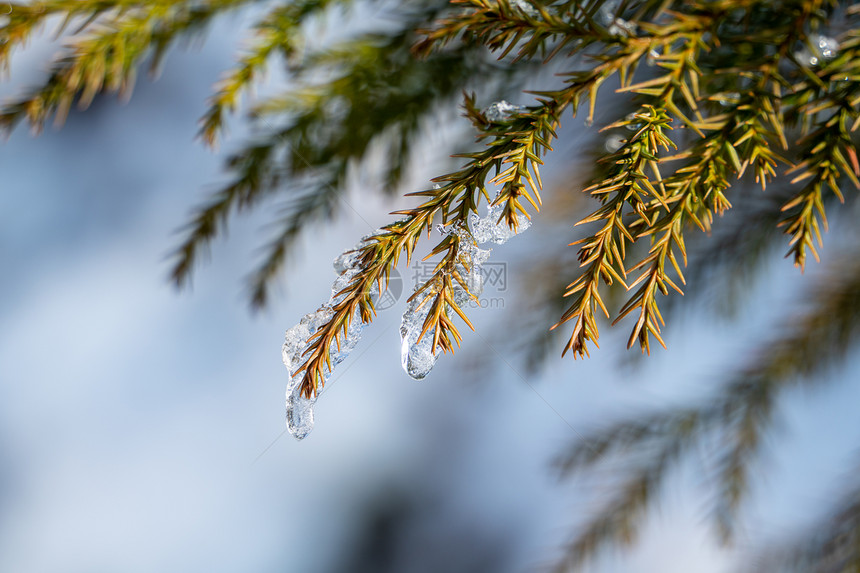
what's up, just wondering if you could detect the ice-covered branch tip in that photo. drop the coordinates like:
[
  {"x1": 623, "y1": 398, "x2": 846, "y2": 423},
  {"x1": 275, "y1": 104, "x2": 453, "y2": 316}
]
[
  {"x1": 285, "y1": 191, "x2": 532, "y2": 439},
  {"x1": 283, "y1": 239, "x2": 375, "y2": 440},
  {"x1": 282, "y1": 88, "x2": 565, "y2": 427}
]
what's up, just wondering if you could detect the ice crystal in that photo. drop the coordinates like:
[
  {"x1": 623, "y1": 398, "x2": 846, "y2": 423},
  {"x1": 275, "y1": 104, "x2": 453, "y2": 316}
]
[
  {"x1": 445, "y1": 225, "x2": 491, "y2": 305},
  {"x1": 399, "y1": 225, "x2": 490, "y2": 380},
  {"x1": 483, "y1": 100, "x2": 524, "y2": 122},
  {"x1": 624, "y1": 112, "x2": 644, "y2": 131},
  {"x1": 470, "y1": 201, "x2": 531, "y2": 244},
  {"x1": 598, "y1": 1, "x2": 635, "y2": 37},
  {"x1": 608, "y1": 18, "x2": 636, "y2": 37}
]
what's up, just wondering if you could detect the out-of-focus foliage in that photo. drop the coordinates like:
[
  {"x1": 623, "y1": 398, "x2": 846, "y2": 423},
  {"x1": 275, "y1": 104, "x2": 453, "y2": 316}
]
[{"x1": 3, "y1": 1, "x2": 860, "y2": 571}]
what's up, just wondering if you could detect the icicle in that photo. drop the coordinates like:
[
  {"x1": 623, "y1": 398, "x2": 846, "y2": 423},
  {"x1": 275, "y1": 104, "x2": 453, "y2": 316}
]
[
  {"x1": 483, "y1": 100, "x2": 525, "y2": 122},
  {"x1": 283, "y1": 307, "x2": 333, "y2": 440},
  {"x1": 399, "y1": 225, "x2": 490, "y2": 380},
  {"x1": 399, "y1": 293, "x2": 438, "y2": 380},
  {"x1": 282, "y1": 239, "x2": 383, "y2": 439}
]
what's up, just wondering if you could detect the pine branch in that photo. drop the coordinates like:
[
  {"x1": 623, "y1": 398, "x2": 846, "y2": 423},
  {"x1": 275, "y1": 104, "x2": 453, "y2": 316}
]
[
  {"x1": 414, "y1": 0, "x2": 599, "y2": 62},
  {"x1": 0, "y1": 0, "x2": 253, "y2": 133},
  {"x1": 552, "y1": 424, "x2": 697, "y2": 572},
  {"x1": 290, "y1": 13, "x2": 708, "y2": 396},
  {"x1": 780, "y1": 106, "x2": 860, "y2": 267},
  {"x1": 551, "y1": 248, "x2": 860, "y2": 569},
  {"x1": 292, "y1": 87, "x2": 565, "y2": 397},
  {"x1": 173, "y1": 23, "x2": 516, "y2": 300},
  {"x1": 198, "y1": 0, "x2": 353, "y2": 147},
  {"x1": 552, "y1": 106, "x2": 674, "y2": 358}
]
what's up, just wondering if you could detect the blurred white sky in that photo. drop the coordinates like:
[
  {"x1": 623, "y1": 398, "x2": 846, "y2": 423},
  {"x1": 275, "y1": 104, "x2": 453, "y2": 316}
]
[{"x1": 0, "y1": 6, "x2": 858, "y2": 573}]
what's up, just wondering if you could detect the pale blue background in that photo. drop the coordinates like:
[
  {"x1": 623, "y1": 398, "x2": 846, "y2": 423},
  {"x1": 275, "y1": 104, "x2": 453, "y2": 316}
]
[{"x1": 0, "y1": 8, "x2": 858, "y2": 573}]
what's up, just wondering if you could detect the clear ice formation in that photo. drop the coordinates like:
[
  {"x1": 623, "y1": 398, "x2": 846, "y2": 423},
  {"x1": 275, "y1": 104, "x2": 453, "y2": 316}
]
[
  {"x1": 470, "y1": 200, "x2": 532, "y2": 244},
  {"x1": 399, "y1": 226, "x2": 490, "y2": 380},
  {"x1": 446, "y1": 225, "x2": 492, "y2": 306},
  {"x1": 399, "y1": 294, "x2": 437, "y2": 380},
  {"x1": 608, "y1": 18, "x2": 636, "y2": 37},
  {"x1": 624, "y1": 112, "x2": 644, "y2": 131},
  {"x1": 283, "y1": 307, "x2": 333, "y2": 440},
  {"x1": 483, "y1": 100, "x2": 524, "y2": 123},
  {"x1": 399, "y1": 197, "x2": 527, "y2": 380},
  {"x1": 282, "y1": 241, "x2": 377, "y2": 440}
]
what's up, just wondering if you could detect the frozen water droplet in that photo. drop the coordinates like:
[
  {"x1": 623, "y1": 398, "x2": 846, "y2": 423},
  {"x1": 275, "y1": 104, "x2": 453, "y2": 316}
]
[
  {"x1": 470, "y1": 201, "x2": 530, "y2": 245},
  {"x1": 604, "y1": 133, "x2": 626, "y2": 153},
  {"x1": 815, "y1": 34, "x2": 839, "y2": 60},
  {"x1": 483, "y1": 100, "x2": 525, "y2": 122},
  {"x1": 452, "y1": 228, "x2": 491, "y2": 305},
  {"x1": 436, "y1": 225, "x2": 491, "y2": 305},
  {"x1": 795, "y1": 35, "x2": 838, "y2": 68},
  {"x1": 608, "y1": 18, "x2": 636, "y2": 37},
  {"x1": 583, "y1": 117, "x2": 593, "y2": 128},
  {"x1": 332, "y1": 231, "x2": 380, "y2": 274},
  {"x1": 513, "y1": 0, "x2": 538, "y2": 17},
  {"x1": 624, "y1": 112, "x2": 644, "y2": 131},
  {"x1": 399, "y1": 225, "x2": 493, "y2": 380},
  {"x1": 399, "y1": 294, "x2": 437, "y2": 380},
  {"x1": 647, "y1": 48, "x2": 661, "y2": 66}
]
